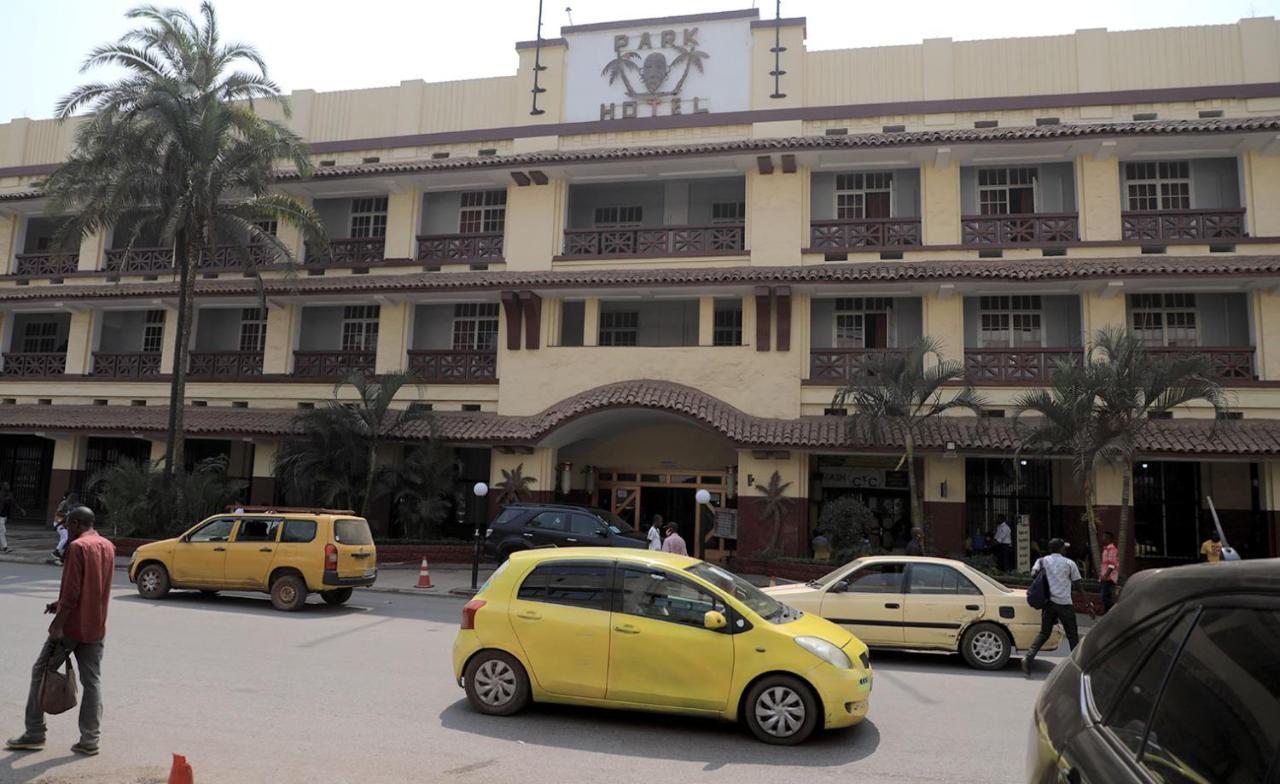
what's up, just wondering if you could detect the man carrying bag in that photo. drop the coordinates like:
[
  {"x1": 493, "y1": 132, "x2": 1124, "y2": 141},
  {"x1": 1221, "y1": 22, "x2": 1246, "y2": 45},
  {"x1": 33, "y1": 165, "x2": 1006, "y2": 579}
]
[{"x1": 6, "y1": 506, "x2": 115, "y2": 756}]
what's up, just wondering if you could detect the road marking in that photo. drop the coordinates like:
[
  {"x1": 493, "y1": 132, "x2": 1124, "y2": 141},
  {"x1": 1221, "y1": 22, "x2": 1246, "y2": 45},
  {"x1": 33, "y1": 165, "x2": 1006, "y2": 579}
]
[{"x1": 443, "y1": 758, "x2": 498, "y2": 776}]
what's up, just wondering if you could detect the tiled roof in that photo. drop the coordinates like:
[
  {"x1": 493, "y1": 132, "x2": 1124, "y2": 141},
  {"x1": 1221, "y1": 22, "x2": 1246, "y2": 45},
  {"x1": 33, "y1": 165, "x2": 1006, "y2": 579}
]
[
  {"x1": 2, "y1": 255, "x2": 1279, "y2": 304},
  {"x1": 1, "y1": 380, "x2": 1277, "y2": 456}
]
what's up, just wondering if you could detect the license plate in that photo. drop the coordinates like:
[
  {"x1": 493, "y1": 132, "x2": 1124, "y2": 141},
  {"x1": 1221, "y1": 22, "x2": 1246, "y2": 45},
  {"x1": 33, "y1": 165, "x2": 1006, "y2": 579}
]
[{"x1": 363, "y1": 569, "x2": 376, "y2": 578}]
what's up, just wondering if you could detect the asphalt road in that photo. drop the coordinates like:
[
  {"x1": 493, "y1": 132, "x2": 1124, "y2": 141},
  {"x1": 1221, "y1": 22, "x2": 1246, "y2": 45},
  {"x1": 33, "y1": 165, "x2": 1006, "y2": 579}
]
[{"x1": 0, "y1": 562, "x2": 1069, "y2": 784}]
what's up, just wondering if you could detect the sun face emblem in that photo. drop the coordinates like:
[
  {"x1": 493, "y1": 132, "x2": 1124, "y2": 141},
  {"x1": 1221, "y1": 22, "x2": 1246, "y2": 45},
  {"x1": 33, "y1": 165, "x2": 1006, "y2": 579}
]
[
  {"x1": 600, "y1": 31, "x2": 710, "y2": 101},
  {"x1": 640, "y1": 52, "x2": 669, "y2": 94}
]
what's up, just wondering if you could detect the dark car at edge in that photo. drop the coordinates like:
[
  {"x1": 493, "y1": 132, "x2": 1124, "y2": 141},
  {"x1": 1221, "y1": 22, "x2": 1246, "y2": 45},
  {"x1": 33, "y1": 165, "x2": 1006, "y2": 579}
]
[{"x1": 483, "y1": 503, "x2": 650, "y2": 560}]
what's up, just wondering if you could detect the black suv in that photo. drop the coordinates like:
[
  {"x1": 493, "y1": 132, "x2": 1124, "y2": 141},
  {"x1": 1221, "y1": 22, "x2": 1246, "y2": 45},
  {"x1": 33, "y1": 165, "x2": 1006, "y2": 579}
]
[{"x1": 484, "y1": 503, "x2": 649, "y2": 560}]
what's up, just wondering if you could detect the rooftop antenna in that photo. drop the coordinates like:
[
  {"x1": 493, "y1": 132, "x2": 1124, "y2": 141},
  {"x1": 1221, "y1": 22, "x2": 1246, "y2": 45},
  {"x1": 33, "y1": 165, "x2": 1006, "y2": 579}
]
[
  {"x1": 769, "y1": 0, "x2": 787, "y2": 99},
  {"x1": 565, "y1": 6, "x2": 574, "y2": 25},
  {"x1": 530, "y1": 0, "x2": 548, "y2": 115}
]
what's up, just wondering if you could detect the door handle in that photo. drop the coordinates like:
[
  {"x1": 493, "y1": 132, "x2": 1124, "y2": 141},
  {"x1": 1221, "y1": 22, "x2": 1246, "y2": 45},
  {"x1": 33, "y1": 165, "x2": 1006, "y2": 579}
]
[
  {"x1": 258, "y1": 547, "x2": 273, "y2": 553},
  {"x1": 614, "y1": 624, "x2": 639, "y2": 634},
  {"x1": 351, "y1": 552, "x2": 371, "y2": 558},
  {"x1": 213, "y1": 547, "x2": 226, "y2": 552},
  {"x1": 516, "y1": 611, "x2": 541, "y2": 621},
  {"x1": 565, "y1": 538, "x2": 578, "y2": 543},
  {"x1": 884, "y1": 602, "x2": 900, "y2": 609},
  {"x1": 965, "y1": 604, "x2": 980, "y2": 611},
  {"x1": 522, "y1": 533, "x2": 533, "y2": 538}
]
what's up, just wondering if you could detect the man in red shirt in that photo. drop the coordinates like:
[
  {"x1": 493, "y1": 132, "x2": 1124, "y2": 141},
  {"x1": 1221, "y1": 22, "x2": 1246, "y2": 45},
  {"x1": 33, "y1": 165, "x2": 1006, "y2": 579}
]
[
  {"x1": 1099, "y1": 531, "x2": 1120, "y2": 612},
  {"x1": 6, "y1": 506, "x2": 115, "y2": 756}
]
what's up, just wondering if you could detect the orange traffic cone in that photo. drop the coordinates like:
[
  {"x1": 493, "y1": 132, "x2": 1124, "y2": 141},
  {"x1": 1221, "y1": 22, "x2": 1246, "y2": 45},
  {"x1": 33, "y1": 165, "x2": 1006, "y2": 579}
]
[
  {"x1": 168, "y1": 753, "x2": 194, "y2": 784},
  {"x1": 416, "y1": 556, "x2": 433, "y2": 589}
]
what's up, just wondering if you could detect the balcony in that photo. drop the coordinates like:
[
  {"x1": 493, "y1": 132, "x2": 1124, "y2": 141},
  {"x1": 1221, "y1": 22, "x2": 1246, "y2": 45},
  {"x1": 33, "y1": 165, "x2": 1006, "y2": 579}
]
[
  {"x1": 1121, "y1": 209, "x2": 1246, "y2": 242},
  {"x1": 961, "y1": 214, "x2": 1079, "y2": 246},
  {"x1": 306, "y1": 238, "x2": 385, "y2": 266},
  {"x1": 964, "y1": 348, "x2": 1083, "y2": 384},
  {"x1": 1147, "y1": 347, "x2": 1256, "y2": 381},
  {"x1": 104, "y1": 247, "x2": 174, "y2": 274},
  {"x1": 197, "y1": 244, "x2": 276, "y2": 272},
  {"x1": 292, "y1": 350, "x2": 376, "y2": 379},
  {"x1": 562, "y1": 224, "x2": 744, "y2": 259},
  {"x1": 14, "y1": 252, "x2": 78, "y2": 277},
  {"x1": 416, "y1": 233, "x2": 504, "y2": 264},
  {"x1": 188, "y1": 351, "x2": 264, "y2": 379},
  {"x1": 92, "y1": 352, "x2": 162, "y2": 378},
  {"x1": 1, "y1": 353, "x2": 66, "y2": 377},
  {"x1": 808, "y1": 218, "x2": 922, "y2": 252},
  {"x1": 809, "y1": 348, "x2": 906, "y2": 384},
  {"x1": 407, "y1": 350, "x2": 497, "y2": 384}
]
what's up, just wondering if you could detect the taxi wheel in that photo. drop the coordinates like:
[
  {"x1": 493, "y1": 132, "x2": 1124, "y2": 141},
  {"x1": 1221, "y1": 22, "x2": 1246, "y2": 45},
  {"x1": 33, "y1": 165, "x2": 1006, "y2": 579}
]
[
  {"x1": 960, "y1": 623, "x2": 1012, "y2": 670},
  {"x1": 464, "y1": 651, "x2": 530, "y2": 716},
  {"x1": 136, "y1": 564, "x2": 170, "y2": 600},
  {"x1": 270, "y1": 575, "x2": 307, "y2": 612},
  {"x1": 744, "y1": 676, "x2": 819, "y2": 745},
  {"x1": 322, "y1": 588, "x2": 354, "y2": 606}
]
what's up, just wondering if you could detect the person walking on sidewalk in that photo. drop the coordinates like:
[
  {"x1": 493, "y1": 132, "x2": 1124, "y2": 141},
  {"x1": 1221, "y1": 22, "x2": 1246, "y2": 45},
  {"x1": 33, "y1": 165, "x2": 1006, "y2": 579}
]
[
  {"x1": 1099, "y1": 531, "x2": 1120, "y2": 612},
  {"x1": 7, "y1": 506, "x2": 116, "y2": 757},
  {"x1": 646, "y1": 514, "x2": 664, "y2": 551},
  {"x1": 1022, "y1": 538, "x2": 1096, "y2": 676},
  {"x1": 0, "y1": 482, "x2": 23, "y2": 553},
  {"x1": 994, "y1": 517, "x2": 1013, "y2": 571},
  {"x1": 905, "y1": 527, "x2": 926, "y2": 556},
  {"x1": 660, "y1": 523, "x2": 687, "y2": 556}
]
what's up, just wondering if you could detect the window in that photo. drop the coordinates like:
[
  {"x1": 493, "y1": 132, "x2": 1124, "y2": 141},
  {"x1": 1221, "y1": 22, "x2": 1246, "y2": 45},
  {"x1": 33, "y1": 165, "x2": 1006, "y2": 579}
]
[
  {"x1": 334, "y1": 519, "x2": 373, "y2": 545},
  {"x1": 1139, "y1": 607, "x2": 1280, "y2": 784},
  {"x1": 977, "y1": 167, "x2": 1037, "y2": 215},
  {"x1": 458, "y1": 190, "x2": 507, "y2": 234},
  {"x1": 834, "y1": 297, "x2": 893, "y2": 349},
  {"x1": 844, "y1": 563, "x2": 906, "y2": 593},
  {"x1": 1134, "y1": 461, "x2": 1201, "y2": 559},
  {"x1": 1129, "y1": 293, "x2": 1198, "y2": 348},
  {"x1": 1125, "y1": 161, "x2": 1191, "y2": 211},
  {"x1": 835, "y1": 172, "x2": 893, "y2": 220},
  {"x1": 340, "y1": 305, "x2": 380, "y2": 352},
  {"x1": 233, "y1": 518, "x2": 282, "y2": 543},
  {"x1": 559, "y1": 301, "x2": 585, "y2": 347},
  {"x1": 978, "y1": 295, "x2": 1043, "y2": 349},
  {"x1": 349, "y1": 197, "x2": 388, "y2": 238},
  {"x1": 592, "y1": 206, "x2": 642, "y2": 227},
  {"x1": 599, "y1": 310, "x2": 639, "y2": 346},
  {"x1": 528, "y1": 511, "x2": 568, "y2": 532},
  {"x1": 188, "y1": 518, "x2": 235, "y2": 542},
  {"x1": 253, "y1": 219, "x2": 278, "y2": 238},
  {"x1": 713, "y1": 299, "x2": 742, "y2": 346},
  {"x1": 516, "y1": 562, "x2": 611, "y2": 610},
  {"x1": 142, "y1": 310, "x2": 166, "y2": 353},
  {"x1": 451, "y1": 303, "x2": 499, "y2": 351},
  {"x1": 569, "y1": 514, "x2": 604, "y2": 537},
  {"x1": 1085, "y1": 612, "x2": 1178, "y2": 716},
  {"x1": 238, "y1": 308, "x2": 267, "y2": 353},
  {"x1": 281, "y1": 520, "x2": 317, "y2": 543},
  {"x1": 617, "y1": 567, "x2": 725, "y2": 628},
  {"x1": 711, "y1": 201, "x2": 746, "y2": 223},
  {"x1": 21, "y1": 320, "x2": 60, "y2": 353},
  {"x1": 907, "y1": 564, "x2": 981, "y2": 595},
  {"x1": 1103, "y1": 610, "x2": 1197, "y2": 758}
]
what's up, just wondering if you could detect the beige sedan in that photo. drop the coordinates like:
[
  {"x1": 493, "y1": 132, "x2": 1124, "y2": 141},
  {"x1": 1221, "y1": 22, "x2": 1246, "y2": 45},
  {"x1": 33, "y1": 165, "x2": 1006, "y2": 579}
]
[{"x1": 763, "y1": 555, "x2": 1061, "y2": 669}]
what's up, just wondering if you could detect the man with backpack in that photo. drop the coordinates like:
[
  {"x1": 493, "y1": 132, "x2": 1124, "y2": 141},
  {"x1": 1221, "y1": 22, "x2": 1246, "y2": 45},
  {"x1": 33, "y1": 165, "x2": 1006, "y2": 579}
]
[{"x1": 1021, "y1": 538, "x2": 1096, "y2": 676}]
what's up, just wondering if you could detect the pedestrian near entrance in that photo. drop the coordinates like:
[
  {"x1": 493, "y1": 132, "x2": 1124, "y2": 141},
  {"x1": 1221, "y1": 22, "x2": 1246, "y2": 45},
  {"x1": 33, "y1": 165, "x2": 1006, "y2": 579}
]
[
  {"x1": 1099, "y1": 531, "x2": 1119, "y2": 612},
  {"x1": 660, "y1": 523, "x2": 687, "y2": 556},
  {"x1": 905, "y1": 527, "x2": 925, "y2": 556},
  {"x1": 7, "y1": 506, "x2": 116, "y2": 756},
  {"x1": 994, "y1": 517, "x2": 1013, "y2": 571},
  {"x1": 0, "y1": 481, "x2": 23, "y2": 553},
  {"x1": 1200, "y1": 531, "x2": 1223, "y2": 562},
  {"x1": 1022, "y1": 538, "x2": 1096, "y2": 675},
  {"x1": 646, "y1": 514, "x2": 663, "y2": 551}
]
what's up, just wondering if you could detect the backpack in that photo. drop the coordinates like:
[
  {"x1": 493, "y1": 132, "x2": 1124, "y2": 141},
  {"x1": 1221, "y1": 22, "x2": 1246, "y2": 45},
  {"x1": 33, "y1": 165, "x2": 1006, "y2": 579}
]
[{"x1": 1026, "y1": 559, "x2": 1049, "y2": 610}]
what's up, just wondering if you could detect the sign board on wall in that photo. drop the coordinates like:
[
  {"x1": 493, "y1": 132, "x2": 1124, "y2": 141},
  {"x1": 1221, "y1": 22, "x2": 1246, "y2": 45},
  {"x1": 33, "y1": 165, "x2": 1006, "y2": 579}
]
[
  {"x1": 562, "y1": 16, "x2": 752, "y2": 123},
  {"x1": 819, "y1": 467, "x2": 909, "y2": 490},
  {"x1": 1016, "y1": 514, "x2": 1032, "y2": 572},
  {"x1": 713, "y1": 508, "x2": 738, "y2": 540}
]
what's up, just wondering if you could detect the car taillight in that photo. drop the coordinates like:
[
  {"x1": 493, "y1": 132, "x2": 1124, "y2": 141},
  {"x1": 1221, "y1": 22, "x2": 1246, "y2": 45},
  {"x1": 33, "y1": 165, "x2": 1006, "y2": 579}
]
[
  {"x1": 324, "y1": 543, "x2": 338, "y2": 572},
  {"x1": 461, "y1": 599, "x2": 486, "y2": 630}
]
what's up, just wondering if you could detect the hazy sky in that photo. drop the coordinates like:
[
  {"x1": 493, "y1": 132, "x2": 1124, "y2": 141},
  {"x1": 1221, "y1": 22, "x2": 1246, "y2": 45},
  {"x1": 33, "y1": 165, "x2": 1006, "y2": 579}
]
[{"x1": 2, "y1": 0, "x2": 1278, "y2": 122}]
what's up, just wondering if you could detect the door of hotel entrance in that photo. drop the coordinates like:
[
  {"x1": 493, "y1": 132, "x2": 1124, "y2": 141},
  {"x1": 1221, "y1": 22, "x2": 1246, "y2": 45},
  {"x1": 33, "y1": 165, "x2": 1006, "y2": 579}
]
[{"x1": 595, "y1": 468, "x2": 729, "y2": 560}]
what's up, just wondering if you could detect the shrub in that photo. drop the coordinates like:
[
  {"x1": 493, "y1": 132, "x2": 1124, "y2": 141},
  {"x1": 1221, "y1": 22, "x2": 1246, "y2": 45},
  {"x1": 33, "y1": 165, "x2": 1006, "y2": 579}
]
[
  {"x1": 87, "y1": 457, "x2": 246, "y2": 538},
  {"x1": 815, "y1": 496, "x2": 882, "y2": 562}
]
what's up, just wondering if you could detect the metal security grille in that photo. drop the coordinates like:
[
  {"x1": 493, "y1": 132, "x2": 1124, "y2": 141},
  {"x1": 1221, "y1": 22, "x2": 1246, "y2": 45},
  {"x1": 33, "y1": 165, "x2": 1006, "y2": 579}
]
[
  {"x1": 964, "y1": 458, "x2": 1055, "y2": 554},
  {"x1": 20, "y1": 320, "x2": 60, "y2": 353},
  {"x1": 713, "y1": 300, "x2": 742, "y2": 346}
]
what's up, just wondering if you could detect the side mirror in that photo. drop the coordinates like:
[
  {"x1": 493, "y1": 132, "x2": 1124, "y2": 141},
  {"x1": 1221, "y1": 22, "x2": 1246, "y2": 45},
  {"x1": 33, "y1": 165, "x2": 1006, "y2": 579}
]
[
  {"x1": 703, "y1": 610, "x2": 728, "y2": 630},
  {"x1": 829, "y1": 580, "x2": 849, "y2": 594}
]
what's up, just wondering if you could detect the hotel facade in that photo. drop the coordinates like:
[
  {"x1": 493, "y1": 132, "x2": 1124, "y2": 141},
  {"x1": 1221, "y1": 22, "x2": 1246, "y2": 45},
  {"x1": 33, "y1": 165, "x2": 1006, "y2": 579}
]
[{"x1": 2, "y1": 9, "x2": 1280, "y2": 570}]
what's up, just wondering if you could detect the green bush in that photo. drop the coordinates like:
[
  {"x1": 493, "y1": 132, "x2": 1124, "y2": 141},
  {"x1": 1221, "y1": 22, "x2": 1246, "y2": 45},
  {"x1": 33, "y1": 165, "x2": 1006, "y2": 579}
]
[
  {"x1": 87, "y1": 457, "x2": 246, "y2": 538},
  {"x1": 815, "y1": 496, "x2": 883, "y2": 562}
]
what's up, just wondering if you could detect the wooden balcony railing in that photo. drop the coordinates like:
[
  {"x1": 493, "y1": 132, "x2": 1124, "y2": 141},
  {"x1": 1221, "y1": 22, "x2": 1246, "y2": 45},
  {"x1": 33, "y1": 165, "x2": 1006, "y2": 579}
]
[
  {"x1": 407, "y1": 350, "x2": 498, "y2": 384},
  {"x1": 2, "y1": 352, "x2": 66, "y2": 377},
  {"x1": 1121, "y1": 209, "x2": 1247, "y2": 241},
  {"x1": 1146, "y1": 347, "x2": 1256, "y2": 381},
  {"x1": 306, "y1": 238, "x2": 386, "y2": 266},
  {"x1": 197, "y1": 244, "x2": 277, "y2": 271},
  {"x1": 416, "y1": 233, "x2": 504, "y2": 263},
  {"x1": 14, "y1": 252, "x2": 79, "y2": 277},
  {"x1": 188, "y1": 351, "x2": 264, "y2": 379},
  {"x1": 965, "y1": 348, "x2": 1083, "y2": 384},
  {"x1": 961, "y1": 213, "x2": 1079, "y2": 246},
  {"x1": 562, "y1": 223, "x2": 745, "y2": 259},
  {"x1": 292, "y1": 350, "x2": 376, "y2": 378},
  {"x1": 104, "y1": 247, "x2": 174, "y2": 274},
  {"x1": 92, "y1": 352, "x2": 162, "y2": 378},
  {"x1": 809, "y1": 348, "x2": 905, "y2": 384},
  {"x1": 808, "y1": 218, "x2": 923, "y2": 251}
]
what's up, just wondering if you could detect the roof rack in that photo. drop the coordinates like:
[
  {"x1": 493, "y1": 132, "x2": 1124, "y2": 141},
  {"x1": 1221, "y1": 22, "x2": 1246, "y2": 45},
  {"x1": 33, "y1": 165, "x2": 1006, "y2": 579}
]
[{"x1": 225, "y1": 505, "x2": 357, "y2": 515}]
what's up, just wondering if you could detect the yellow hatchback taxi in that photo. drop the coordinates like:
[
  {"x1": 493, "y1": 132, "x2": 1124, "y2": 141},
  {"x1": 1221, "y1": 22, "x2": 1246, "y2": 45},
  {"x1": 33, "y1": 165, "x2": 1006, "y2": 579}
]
[
  {"x1": 452, "y1": 548, "x2": 872, "y2": 745},
  {"x1": 128, "y1": 509, "x2": 377, "y2": 611},
  {"x1": 764, "y1": 555, "x2": 1061, "y2": 669}
]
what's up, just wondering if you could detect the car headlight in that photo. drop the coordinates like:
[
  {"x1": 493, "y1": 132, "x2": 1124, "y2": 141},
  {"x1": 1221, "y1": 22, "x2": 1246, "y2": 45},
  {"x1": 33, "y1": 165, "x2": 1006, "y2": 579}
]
[{"x1": 795, "y1": 636, "x2": 852, "y2": 669}]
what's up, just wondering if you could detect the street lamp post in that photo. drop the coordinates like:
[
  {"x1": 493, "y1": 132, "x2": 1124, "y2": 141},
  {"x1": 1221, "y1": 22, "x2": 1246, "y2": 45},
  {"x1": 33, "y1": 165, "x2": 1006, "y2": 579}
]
[{"x1": 470, "y1": 481, "x2": 489, "y2": 590}]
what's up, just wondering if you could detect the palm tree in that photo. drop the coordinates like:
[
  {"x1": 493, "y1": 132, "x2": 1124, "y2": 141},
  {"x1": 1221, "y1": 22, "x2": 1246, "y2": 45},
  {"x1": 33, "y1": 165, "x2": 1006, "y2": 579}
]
[
  {"x1": 275, "y1": 372, "x2": 433, "y2": 518},
  {"x1": 1089, "y1": 327, "x2": 1230, "y2": 567},
  {"x1": 394, "y1": 439, "x2": 458, "y2": 540},
  {"x1": 494, "y1": 464, "x2": 536, "y2": 506},
  {"x1": 600, "y1": 51, "x2": 641, "y2": 97},
  {"x1": 42, "y1": 2, "x2": 325, "y2": 477},
  {"x1": 832, "y1": 337, "x2": 986, "y2": 540},
  {"x1": 669, "y1": 44, "x2": 710, "y2": 95},
  {"x1": 755, "y1": 470, "x2": 794, "y2": 556}
]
